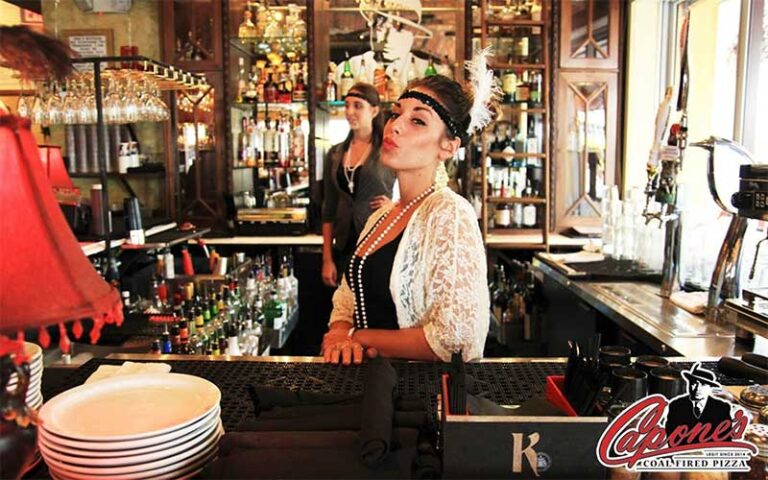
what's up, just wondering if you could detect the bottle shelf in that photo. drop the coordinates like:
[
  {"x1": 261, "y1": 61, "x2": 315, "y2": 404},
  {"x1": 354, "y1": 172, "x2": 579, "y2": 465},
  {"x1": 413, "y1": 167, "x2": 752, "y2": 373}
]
[
  {"x1": 229, "y1": 38, "x2": 307, "y2": 57},
  {"x1": 490, "y1": 63, "x2": 546, "y2": 70},
  {"x1": 488, "y1": 152, "x2": 546, "y2": 159},
  {"x1": 486, "y1": 19, "x2": 545, "y2": 27},
  {"x1": 496, "y1": 105, "x2": 546, "y2": 114},
  {"x1": 234, "y1": 164, "x2": 307, "y2": 171},
  {"x1": 232, "y1": 101, "x2": 308, "y2": 112},
  {"x1": 487, "y1": 196, "x2": 546, "y2": 205}
]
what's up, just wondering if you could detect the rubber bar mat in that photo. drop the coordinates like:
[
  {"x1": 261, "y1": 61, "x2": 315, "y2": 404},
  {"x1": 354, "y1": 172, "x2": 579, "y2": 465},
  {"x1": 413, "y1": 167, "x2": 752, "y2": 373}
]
[{"x1": 41, "y1": 359, "x2": 744, "y2": 432}]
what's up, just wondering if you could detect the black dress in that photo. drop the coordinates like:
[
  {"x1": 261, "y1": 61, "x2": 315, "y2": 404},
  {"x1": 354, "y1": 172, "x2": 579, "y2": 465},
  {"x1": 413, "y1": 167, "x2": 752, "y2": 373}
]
[
  {"x1": 333, "y1": 166, "x2": 361, "y2": 277},
  {"x1": 345, "y1": 232, "x2": 403, "y2": 330}
]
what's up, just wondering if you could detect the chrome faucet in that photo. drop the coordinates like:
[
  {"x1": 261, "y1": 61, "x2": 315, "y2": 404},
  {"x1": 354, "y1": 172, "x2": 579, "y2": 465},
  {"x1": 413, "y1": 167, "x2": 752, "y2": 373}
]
[
  {"x1": 642, "y1": 113, "x2": 686, "y2": 299},
  {"x1": 689, "y1": 136, "x2": 754, "y2": 322}
]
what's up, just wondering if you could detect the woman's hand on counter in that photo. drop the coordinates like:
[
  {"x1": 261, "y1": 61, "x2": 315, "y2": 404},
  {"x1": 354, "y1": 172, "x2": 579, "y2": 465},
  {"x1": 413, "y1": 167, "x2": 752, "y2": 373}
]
[
  {"x1": 321, "y1": 258, "x2": 338, "y2": 287},
  {"x1": 321, "y1": 323, "x2": 378, "y2": 365}
]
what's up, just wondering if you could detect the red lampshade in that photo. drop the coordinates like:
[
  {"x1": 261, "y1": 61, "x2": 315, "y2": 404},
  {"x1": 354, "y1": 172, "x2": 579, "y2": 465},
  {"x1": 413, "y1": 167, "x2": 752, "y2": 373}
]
[
  {"x1": 0, "y1": 115, "x2": 122, "y2": 347},
  {"x1": 37, "y1": 145, "x2": 73, "y2": 189}
]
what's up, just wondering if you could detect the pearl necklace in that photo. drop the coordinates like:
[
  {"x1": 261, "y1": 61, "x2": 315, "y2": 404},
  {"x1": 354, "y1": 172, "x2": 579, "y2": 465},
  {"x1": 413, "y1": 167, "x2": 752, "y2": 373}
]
[{"x1": 348, "y1": 185, "x2": 436, "y2": 328}]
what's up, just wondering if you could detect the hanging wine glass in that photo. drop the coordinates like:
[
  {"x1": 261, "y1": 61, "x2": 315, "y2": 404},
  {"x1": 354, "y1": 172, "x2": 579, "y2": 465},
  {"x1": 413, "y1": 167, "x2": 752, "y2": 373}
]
[
  {"x1": 103, "y1": 76, "x2": 123, "y2": 124},
  {"x1": 16, "y1": 92, "x2": 31, "y2": 119},
  {"x1": 122, "y1": 75, "x2": 141, "y2": 123},
  {"x1": 61, "y1": 79, "x2": 80, "y2": 125},
  {"x1": 80, "y1": 75, "x2": 97, "y2": 124},
  {"x1": 31, "y1": 83, "x2": 48, "y2": 125}
]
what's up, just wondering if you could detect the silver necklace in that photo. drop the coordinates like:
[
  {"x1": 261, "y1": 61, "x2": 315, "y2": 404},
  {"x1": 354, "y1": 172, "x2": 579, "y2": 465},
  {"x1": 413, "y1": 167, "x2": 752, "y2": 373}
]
[
  {"x1": 348, "y1": 185, "x2": 435, "y2": 328},
  {"x1": 342, "y1": 142, "x2": 371, "y2": 194}
]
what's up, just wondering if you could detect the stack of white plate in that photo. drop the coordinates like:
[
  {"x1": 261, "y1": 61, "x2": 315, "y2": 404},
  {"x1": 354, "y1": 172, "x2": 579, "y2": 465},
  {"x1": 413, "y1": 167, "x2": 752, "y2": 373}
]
[
  {"x1": 38, "y1": 373, "x2": 223, "y2": 480},
  {"x1": 6, "y1": 342, "x2": 43, "y2": 410}
]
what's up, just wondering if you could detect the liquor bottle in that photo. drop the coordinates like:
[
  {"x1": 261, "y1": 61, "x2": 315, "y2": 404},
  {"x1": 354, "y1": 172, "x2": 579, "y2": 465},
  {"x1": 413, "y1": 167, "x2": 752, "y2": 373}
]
[
  {"x1": 373, "y1": 50, "x2": 387, "y2": 97},
  {"x1": 424, "y1": 57, "x2": 438, "y2": 77},
  {"x1": 515, "y1": 32, "x2": 530, "y2": 64},
  {"x1": 515, "y1": 109, "x2": 528, "y2": 154},
  {"x1": 502, "y1": 126, "x2": 516, "y2": 154},
  {"x1": 515, "y1": 70, "x2": 530, "y2": 104},
  {"x1": 339, "y1": 56, "x2": 354, "y2": 97},
  {"x1": 526, "y1": 117, "x2": 539, "y2": 154},
  {"x1": 387, "y1": 67, "x2": 403, "y2": 99},
  {"x1": 522, "y1": 188, "x2": 537, "y2": 228},
  {"x1": 291, "y1": 116, "x2": 305, "y2": 167},
  {"x1": 407, "y1": 56, "x2": 419, "y2": 83},
  {"x1": 530, "y1": 72, "x2": 543, "y2": 107},
  {"x1": 238, "y1": 9, "x2": 258, "y2": 38},
  {"x1": 264, "y1": 73, "x2": 278, "y2": 103},
  {"x1": 494, "y1": 202, "x2": 511, "y2": 228},
  {"x1": 276, "y1": 74, "x2": 289, "y2": 104},
  {"x1": 355, "y1": 58, "x2": 371, "y2": 84},
  {"x1": 263, "y1": 119, "x2": 277, "y2": 166},
  {"x1": 292, "y1": 72, "x2": 307, "y2": 102},
  {"x1": 501, "y1": 66, "x2": 517, "y2": 104},
  {"x1": 236, "y1": 58, "x2": 246, "y2": 103},
  {"x1": 238, "y1": 116, "x2": 248, "y2": 166},
  {"x1": 324, "y1": 63, "x2": 338, "y2": 102}
]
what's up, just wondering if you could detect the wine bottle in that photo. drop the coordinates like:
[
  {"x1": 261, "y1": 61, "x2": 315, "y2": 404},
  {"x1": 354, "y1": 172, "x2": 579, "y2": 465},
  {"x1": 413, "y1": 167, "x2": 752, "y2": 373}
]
[{"x1": 339, "y1": 56, "x2": 354, "y2": 97}]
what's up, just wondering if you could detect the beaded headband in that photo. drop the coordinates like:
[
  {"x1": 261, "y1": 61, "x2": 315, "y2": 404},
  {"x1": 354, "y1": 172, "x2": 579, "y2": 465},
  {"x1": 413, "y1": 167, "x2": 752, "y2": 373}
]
[
  {"x1": 344, "y1": 91, "x2": 376, "y2": 105},
  {"x1": 398, "y1": 90, "x2": 462, "y2": 140}
]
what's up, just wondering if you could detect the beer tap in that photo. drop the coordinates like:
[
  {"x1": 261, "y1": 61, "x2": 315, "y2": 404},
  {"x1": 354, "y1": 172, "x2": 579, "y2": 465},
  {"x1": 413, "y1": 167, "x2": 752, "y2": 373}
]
[
  {"x1": 643, "y1": 8, "x2": 690, "y2": 299},
  {"x1": 642, "y1": 87, "x2": 685, "y2": 298},
  {"x1": 689, "y1": 136, "x2": 755, "y2": 322}
]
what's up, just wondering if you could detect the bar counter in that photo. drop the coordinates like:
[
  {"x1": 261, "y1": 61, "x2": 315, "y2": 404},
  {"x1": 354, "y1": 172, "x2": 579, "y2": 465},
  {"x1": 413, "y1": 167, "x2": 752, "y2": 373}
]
[
  {"x1": 35, "y1": 354, "x2": 757, "y2": 479},
  {"x1": 533, "y1": 255, "x2": 747, "y2": 358}
]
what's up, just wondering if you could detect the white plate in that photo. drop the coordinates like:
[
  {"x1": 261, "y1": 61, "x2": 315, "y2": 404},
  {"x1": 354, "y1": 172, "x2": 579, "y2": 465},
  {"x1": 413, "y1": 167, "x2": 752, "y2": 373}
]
[
  {"x1": 37, "y1": 412, "x2": 218, "y2": 458},
  {"x1": 39, "y1": 373, "x2": 220, "y2": 441},
  {"x1": 49, "y1": 444, "x2": 218, "y2": 480},
  {"x1": 42, "y1": 421, "x2": 221, "y2": 478},
  {"x1": 41, "y1": 414, "x2": 220, "y2": 466},
  {"x1": 39, "y1": 405, "x2": 220, "y2": 451}
]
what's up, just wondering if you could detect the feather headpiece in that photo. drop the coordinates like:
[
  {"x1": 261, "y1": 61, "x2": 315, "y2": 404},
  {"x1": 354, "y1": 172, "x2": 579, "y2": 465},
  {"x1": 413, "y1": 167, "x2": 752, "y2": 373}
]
[{"x1": 465, "y1": 47, "x2": 501, "y2": 136}]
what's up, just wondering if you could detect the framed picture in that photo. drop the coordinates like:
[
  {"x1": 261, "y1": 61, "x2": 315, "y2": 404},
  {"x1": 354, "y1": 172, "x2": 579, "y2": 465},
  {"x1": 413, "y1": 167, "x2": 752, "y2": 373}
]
[{"x1": 61, "y1": 29, "x2": 114, "y2": 71}]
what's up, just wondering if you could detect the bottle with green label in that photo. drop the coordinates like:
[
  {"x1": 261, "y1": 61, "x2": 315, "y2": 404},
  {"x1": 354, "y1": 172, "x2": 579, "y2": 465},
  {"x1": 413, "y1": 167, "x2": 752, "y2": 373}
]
[{"x1": 339, "y1": 54, "x2": 354, "y2": 97}]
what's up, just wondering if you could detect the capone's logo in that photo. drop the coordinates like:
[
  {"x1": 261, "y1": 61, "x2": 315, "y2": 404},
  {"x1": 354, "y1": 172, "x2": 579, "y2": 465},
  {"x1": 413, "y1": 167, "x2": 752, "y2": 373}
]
[{"x1": 596, "y1": 363, "x2": 758, "y2": 472}]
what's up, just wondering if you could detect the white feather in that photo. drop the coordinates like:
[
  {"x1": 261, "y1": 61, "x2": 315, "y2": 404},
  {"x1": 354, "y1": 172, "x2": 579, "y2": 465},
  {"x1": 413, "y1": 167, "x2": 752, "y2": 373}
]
[{"x1": 465, "y1": 47, "x2": 501, "y2": 135}]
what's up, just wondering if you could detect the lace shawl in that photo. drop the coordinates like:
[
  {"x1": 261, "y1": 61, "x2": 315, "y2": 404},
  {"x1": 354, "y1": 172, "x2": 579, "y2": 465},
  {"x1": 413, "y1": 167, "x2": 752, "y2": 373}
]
[{"x1": 329, "y1": 188, "x2": 489, "y2": 361}]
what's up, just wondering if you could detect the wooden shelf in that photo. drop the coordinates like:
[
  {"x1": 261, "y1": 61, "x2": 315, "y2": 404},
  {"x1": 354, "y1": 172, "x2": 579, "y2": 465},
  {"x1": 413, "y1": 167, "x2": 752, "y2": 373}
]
[
  {"x1": 488, "y1": 152, "x2": 546, "y2": 159},
  {"x1": 496, "y1": 105, "x2": 546, "y2": 114},
  {"x1": 478, "y1": 0, "x2": 550, "y2": 250},
  {"x1": 231, "y1": 101, "x2": 308, "y2": 113},
  {"x1": 490, "y1": 63, "x2": 546, "y2": 70},
  {"x1": 485, "y1": 19, "x2": 545, "y2": 27},
  {"x1": 487, "y1": 196, "x2": 546, "y2": 205}
]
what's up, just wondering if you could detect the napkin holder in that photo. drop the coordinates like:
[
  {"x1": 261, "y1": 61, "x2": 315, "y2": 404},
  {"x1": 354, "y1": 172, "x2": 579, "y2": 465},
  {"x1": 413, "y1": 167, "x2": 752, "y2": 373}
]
[{"x1": 440, "y1": 374, "x2": 607, "y2": 478}]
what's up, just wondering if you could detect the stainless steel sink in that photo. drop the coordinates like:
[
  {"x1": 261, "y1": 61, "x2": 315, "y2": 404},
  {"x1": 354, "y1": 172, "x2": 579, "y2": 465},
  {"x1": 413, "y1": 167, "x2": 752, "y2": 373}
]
[{"x1": 590, "y1": 283, "x2": 733, "y2": 338}]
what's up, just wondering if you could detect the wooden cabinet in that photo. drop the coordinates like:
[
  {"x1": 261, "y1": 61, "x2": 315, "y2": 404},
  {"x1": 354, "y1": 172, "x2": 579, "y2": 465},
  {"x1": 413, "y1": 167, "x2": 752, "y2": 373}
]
[
  {"x1": 473, "y1": 0, "x2": 551, "y2": 249},
  {"x1": 559, "y1": 0, "x2": 620, "y2": 70},
  {"x1": 554, "y1": 70, "x2": 617, "y2": 228},
  {"x1": 552, "y1": 0, "x2": 623, "y2": 232},
  {"x1": 162, "y1": 0, "x2": 226, "y2": 227},
  {"x1": 162, "y1": 0, "x2": 224, "y2": 71}
]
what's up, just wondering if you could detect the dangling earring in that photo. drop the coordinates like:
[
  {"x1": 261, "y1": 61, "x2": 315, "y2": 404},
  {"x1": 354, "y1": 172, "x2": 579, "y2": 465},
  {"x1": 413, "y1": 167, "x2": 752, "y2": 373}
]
[{"x1": 435, "y1": 160, "x2": 449, "y2": 189}]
